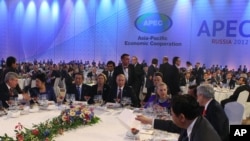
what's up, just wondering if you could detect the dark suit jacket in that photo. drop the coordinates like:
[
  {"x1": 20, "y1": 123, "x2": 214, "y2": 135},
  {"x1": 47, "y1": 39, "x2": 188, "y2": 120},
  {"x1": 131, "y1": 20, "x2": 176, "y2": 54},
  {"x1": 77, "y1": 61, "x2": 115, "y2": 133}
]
[
  {"x1": 113, "y1": 64, "x2": 135, "y2": 87},
  {"x1": 179, "y1": 77, "x2": 195, "y2": 86},
  {"x1": 222, "y1": 79, "x2": 236, "y2": 89},
  {"x1": 171, "y1": 65, "x2": 181, "y2": 95},
  {"x1": 67, "y1": 84, "x2": 93, "y2": 104},
  {"x1": 0, "y1": 83, "x2": 18, "y2": 108},
  {"x1": 102, "y1": 70, "x2": 115, "y2": 88},
  {"x1": 133, "y1": 63, "x2": 144, "y2": 96},
  {"x1": 91, "y1": 84, "x2": 110, "y2": 103},
  {"x1": 192, "y1": 67, "x2": 204, "y2": 85},
  {"x1": 205, "y1": 99, "x2": 229, "y2": 141},
  {"x1": 159, "y1": 62, "x2": 173, "y2": 88},
  {"x1": 0, "y1": 67, "x2": 23, "y2": 93},
  {"x1": 154, "y1": 116, "x2": 221, "y2": 141},
  {"x1": 221, "y1": 84, "x2": 250, "y2": 107},
  {"x1": 145, "y1": 64, "x2": 157, "y2": 88},
  {"x1": 108, "y1": 85, "x2": 138, "y2": 107}
]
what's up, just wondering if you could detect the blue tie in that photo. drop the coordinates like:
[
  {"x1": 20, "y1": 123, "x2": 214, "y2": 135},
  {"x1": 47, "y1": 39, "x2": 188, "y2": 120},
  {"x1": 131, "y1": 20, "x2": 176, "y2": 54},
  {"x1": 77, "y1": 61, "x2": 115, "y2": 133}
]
[{"x1": 77, "y1": 86, "x2": 81, "y2": 100}]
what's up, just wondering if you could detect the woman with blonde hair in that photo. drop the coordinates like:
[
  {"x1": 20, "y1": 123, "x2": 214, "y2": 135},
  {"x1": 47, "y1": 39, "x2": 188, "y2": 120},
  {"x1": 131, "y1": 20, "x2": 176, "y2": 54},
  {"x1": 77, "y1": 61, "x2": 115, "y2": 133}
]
[{"x1": 91, "y1": 73, "x2": 110, "y2": 103}]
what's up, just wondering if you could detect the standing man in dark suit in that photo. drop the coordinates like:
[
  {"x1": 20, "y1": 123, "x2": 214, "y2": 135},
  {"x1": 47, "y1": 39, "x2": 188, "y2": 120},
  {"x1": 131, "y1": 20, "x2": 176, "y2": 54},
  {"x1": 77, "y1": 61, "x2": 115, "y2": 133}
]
[
  {"x1": 136, "y1": 94, "x2": 221, "y2": 141},
  {"x1": 144, "y1": 58, "x2": 158, "y2": 103},
  {"x1": 193, "y1": 62, "x2": 204, "y2": 86},
  {"x1": 109, "y1": 74, "x2": 138, "y2": 107},
  {"x1": 66, "y1": 73, "x2": 93, "y2": 104},
  {"x1": 197, "y1": 84, "x2": 229, "y2": 141},
  {"x1": 113, "y1": 53, "x2": 135, "y2": 88},
  {"x1": 171, "y1": 56, "x2": 181, "y2": 96},
  {"x1": 102, "y1": 60, "x2": 116, "y2": 88},
  {"x1": 221, "y1": 77, "x2": 250, "y2": 108},
  {"x1": 131, "y1": 56, "x2": 144, "y2": 101},
  {"x1": 159, "y1": 56, "x2": 173, "y2": 94}
]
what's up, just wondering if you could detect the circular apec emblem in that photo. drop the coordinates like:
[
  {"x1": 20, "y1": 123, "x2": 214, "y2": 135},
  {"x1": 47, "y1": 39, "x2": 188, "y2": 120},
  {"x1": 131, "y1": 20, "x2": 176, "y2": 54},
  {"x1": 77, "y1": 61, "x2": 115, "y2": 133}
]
[{"x1": 135, "y1": 13, "x2": 173, "y2": 34}]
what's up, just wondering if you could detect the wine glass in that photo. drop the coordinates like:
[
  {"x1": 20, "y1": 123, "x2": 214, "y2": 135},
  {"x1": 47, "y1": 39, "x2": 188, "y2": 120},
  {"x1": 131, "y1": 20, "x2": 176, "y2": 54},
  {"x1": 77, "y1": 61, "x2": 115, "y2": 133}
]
[
  {"x1": 65, "y1": 94, "x2": 71, "y2": 105},
  {"x1": 84, "y1": 95, "x2": 90, "y2": 104},
  {"x1": 70, "y1": 94, "x2": 75, "y2": 104}
]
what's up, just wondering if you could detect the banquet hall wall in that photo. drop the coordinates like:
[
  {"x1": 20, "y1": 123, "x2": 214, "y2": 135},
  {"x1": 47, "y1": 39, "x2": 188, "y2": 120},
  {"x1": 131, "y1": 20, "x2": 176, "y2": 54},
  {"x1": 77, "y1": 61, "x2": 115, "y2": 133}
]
[{"x1": 0, "y1": 0, "x2": 249, "y2": 69}]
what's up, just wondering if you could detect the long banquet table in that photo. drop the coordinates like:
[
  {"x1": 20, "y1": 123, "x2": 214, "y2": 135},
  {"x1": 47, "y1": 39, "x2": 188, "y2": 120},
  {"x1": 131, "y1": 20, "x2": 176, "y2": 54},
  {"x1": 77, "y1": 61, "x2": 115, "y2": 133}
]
[{"x1": 0, "y1": 105, "x2": 179, "y2": 141}]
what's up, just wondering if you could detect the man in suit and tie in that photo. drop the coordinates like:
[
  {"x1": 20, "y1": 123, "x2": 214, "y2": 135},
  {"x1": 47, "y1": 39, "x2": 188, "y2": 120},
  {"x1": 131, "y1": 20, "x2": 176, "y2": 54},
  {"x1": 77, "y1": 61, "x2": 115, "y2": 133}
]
[
  {"x1": 66, "y1": 73, "x2": 93, "y2": 104},
  {"x1": 196, "y1": 84, "x2": 229, "y2": 141},
  {"x1": 180, "y1": 71, "x2": 195, "y2": 86},
  {"x1": 144, "y1": 58, "x2": 158, "y2": 103},
  {"x1": 102, "y1": 60, "x2": 116, "y2": 88},
  {"x1": 131, "y1": 56, "x2": 144, "y2": 102},
  {"x1": 193, "y1": 62, "x2": 204, "y2": 86},
  {"x1": 222, "y1": 72, "x2": 236, "y2": 89},
  {"x1": 136, "y1": 94, "x2": 221, "y2": 141},
  {"x1": 109, "y1": 74, "x2": 139, "y2": 107},
  {"x1": 171, "y1": 56, "x2": 181, "y2": 96},
  {"x1": 0, "y1": 72, "x2": 22, "y2": 108},
  {"x1": 159, "y1": 56, "x2": 173, "y2": 94},
  {"x1": 221, "y1": 76, "x2": 250, "y2": 108},
  {"x1": 113, "y1": 53, "x2": 135, "y2": 88}
]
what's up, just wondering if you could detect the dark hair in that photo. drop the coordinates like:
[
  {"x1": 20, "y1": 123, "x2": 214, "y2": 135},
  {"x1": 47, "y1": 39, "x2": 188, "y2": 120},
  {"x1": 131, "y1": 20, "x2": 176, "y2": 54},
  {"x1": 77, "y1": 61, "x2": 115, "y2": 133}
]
[
  {"x1": 6, "y1": 56, "x2": 16, "y2": 67},
  {"x1": 171, "y1": 95, "x2": 200, "y2": 120},
  {"x1": 154, "y1": 72, "x2": 163, "y2": 79},
  {"x1": 188, "y1": 85, "x2": 198, "y2": 97},
  {"x1": 74, "y1": 72, "x2": 84, "y2": 79},
  {"x1": 36, "y1": 73, "x2": 47, "y2": 83},
  {"x1": 121, "y1": 53, "x2": 129, "y2": 60},
  {"x1": 107, "y1": 60, "x2": 115, "y2": 67},
  {"x1": 151, "y1": 58, "x2": 158, "y2": 65},
  {"x1": 68, "y1": 67, "x2": 74, "y2": 72},
  {"x1": 172, "y1": 56, "x2": 179, "y2": 65}
]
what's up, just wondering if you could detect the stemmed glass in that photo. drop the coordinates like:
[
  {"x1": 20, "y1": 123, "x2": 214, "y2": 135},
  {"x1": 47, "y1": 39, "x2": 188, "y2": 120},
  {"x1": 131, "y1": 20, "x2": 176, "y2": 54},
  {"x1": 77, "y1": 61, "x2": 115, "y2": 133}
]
[
  {"x1": 70, "y1": 94, "x2": 75, "y2": 104},
  {"x1": 57, "y1": 88, "x2": 66, "y2": 107},
  {"x1": 65, "y1": 94, "x2": 71, "y2": 105},
  {"x1": 84, "y1": 95, "x2": 91, "y2": 105}
]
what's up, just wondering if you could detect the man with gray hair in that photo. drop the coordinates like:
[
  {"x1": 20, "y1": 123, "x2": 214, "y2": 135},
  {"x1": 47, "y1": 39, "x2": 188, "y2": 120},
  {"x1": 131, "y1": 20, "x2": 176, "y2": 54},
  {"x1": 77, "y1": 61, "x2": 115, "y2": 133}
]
[
  {"x1": 196, "y1": 83, "x2": 229, "y2": 141},
  {"x1": 0, "y1": 72, "x2": 19, "y2": 108}
]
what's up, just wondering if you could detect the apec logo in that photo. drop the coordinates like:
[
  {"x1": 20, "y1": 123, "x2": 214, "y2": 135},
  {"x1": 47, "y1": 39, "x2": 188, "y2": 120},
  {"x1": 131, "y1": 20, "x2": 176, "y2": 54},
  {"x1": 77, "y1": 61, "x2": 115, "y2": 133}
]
[{"x1": 135, "y1": 13, "x2": 173, "y2": 34}]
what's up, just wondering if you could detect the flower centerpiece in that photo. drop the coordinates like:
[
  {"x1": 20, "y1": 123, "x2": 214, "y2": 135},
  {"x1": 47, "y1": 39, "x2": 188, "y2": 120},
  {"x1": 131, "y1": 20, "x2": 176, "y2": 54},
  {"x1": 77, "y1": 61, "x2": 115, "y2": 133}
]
[{"x1": 0, "y1": 105, "x2": 100, "y2": 141}]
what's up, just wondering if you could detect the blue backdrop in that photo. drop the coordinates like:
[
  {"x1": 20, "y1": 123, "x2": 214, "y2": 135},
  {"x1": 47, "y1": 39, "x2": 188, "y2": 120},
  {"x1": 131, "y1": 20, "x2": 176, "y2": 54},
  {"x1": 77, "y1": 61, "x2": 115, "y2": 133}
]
[{"x1": 0, "y1": 0, "x2": 249, "y2": 69}]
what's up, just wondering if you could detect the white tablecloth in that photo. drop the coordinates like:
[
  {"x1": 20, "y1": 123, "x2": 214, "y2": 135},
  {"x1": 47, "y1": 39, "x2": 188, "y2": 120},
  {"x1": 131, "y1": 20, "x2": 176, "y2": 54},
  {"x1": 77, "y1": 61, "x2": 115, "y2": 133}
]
[
  {"x1": 0, "y1": 106, "x2": 179, "y2": 141},
  {"x1": 214, "y1": 88, "x2": 234, "y2": 103}
]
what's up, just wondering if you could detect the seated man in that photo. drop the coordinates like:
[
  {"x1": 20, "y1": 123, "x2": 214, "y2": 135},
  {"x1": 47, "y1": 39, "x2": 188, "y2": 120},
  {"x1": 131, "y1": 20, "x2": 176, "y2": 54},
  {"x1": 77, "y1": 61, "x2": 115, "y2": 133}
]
[
  {"x1": 221, "y1": 72, "x2": 235, "y2": 89},
  {"x1": 108, "y1": 74, "x2": 138, "y2": 107},
  {"x1": 67, "y1": 73, "x2": 93, "y2": 104},
  {"x1": 136, "y1": 95, "x2": 221, "y2": 141},
  {"x1": 221, "y1": 76, "x2": 250, "y2": 108},
  {"x1": 0, "y1": 72, "x2": 19, "y2": 108}
]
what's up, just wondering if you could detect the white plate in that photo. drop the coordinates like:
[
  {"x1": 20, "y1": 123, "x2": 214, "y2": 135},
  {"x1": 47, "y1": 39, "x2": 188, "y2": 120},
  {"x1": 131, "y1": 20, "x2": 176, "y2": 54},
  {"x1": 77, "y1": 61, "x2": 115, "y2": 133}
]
[
  {"x1": 29, "y1": 107, "x2": 39, "y2": 113},
  {"x1": 8, "y1": 111, "x2": 21, "y2": 118}
]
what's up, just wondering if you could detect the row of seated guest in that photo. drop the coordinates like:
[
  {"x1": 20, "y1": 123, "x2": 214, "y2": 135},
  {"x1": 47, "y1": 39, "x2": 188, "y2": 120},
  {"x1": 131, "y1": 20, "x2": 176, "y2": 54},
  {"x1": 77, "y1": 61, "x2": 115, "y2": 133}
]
[
  {"x1": 66, "y1": 73, "x2": 139, "y2": 107},
  {"x1": 180, "y1": 71, "x2": 237, "y2": 90}
]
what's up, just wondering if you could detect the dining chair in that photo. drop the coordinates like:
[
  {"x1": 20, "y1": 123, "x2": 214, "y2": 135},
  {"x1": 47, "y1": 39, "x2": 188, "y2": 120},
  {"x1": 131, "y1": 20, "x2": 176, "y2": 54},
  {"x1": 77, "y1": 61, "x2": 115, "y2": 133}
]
[
  {"x1": 237, "y1": 90, "x2": 250, "y2": 119},
  {"x1": 224, "y1": 101, "x2": 244, "y2": 125}
]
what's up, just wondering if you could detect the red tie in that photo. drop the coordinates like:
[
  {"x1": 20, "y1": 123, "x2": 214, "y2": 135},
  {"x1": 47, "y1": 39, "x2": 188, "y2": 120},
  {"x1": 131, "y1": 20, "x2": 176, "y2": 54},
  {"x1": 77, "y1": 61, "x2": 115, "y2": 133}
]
[{"x1": 202, "y1": 109, "x2": 206, "y2": 116}]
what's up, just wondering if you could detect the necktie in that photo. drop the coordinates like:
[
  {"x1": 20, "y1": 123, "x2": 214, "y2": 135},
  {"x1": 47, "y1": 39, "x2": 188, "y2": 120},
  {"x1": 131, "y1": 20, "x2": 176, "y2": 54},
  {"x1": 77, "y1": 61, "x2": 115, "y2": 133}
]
[
  {"x1": 77, "y1": 86, "x2": 81, "y2": 100},
  {"x1": 118, "y1": 88, "x2": 122, "y2": 99},
  {"x1": 202, "y1": 109, "x2": 206, "y2": 116},
  {"x1": 9, "y1": 88, "x2": 14, "y2": 96}
]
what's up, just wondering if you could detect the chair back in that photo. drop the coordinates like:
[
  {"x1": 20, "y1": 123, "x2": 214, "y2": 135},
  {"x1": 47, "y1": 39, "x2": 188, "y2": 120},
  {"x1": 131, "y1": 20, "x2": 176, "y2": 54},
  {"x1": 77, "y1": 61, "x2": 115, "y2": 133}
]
[
  {"x1": 54, "y1": 78, "x2": 61, "y2": 88},
  {"x1": 224, "y1": 102, "x2": 244, "y2": 125},
  {"x1": 31, "y1": 80, "x2": 36, "y2": 88},
  {"x1": 237, "y1": 90, "x2": 249, "y2": 106}
]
